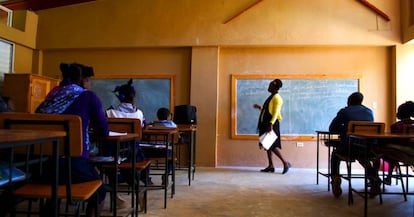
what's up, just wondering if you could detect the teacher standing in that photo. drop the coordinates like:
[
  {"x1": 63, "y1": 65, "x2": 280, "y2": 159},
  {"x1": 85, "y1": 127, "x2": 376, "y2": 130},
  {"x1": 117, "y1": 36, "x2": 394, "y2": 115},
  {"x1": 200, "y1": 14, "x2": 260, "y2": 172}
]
[{"x1": 253, "y1": 79, "x2": 291, "y2": 174}]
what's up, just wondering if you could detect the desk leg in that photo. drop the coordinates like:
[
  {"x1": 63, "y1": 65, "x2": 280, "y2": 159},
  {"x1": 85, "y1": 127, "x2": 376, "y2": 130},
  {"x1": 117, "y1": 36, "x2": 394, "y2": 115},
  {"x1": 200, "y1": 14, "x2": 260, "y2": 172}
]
[
  {"x1": 187, "y1": 132, "x2": 192, "y2": 186},
  {"x1": 316, "y1": 133, "x2": 320, "y2": 185},
  {"x1": 192, "y1": 131, "x2": 196, "y2": 180},
  {"x1": 113, "y1": 141, "x2": 119, "y2": 217},
  {"x1": 52, "y1": 139, "x2": 59, "y2": 217}
]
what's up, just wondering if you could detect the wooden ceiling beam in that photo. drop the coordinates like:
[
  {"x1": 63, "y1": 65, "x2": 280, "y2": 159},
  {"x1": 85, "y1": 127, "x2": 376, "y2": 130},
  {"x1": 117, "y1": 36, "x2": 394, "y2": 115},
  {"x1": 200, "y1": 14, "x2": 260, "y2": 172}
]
[
  {"x1": 357, "y1": 0, "x2": 390, "y2": 21},
  {"x1": 1, "y1": 0, "x2": 95, "y2": 11}
]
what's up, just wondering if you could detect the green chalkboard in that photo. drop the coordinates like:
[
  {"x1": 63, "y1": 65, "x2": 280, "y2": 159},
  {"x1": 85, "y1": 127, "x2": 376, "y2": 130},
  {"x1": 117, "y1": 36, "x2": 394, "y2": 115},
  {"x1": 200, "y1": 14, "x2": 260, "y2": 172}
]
[
  {"x1": 231, "y1": 74, "x2": 359, "y2": 139},
  {"x1": 90, "y1": 75, "x2": 175, "y2": 123}
]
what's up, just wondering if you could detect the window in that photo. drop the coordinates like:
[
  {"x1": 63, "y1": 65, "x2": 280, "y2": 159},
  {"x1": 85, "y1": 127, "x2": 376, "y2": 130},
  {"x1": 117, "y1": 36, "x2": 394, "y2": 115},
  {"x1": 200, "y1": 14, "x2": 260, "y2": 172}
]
[{"x1": 0, "y1": 39, "x2": 14, "y2": 80}]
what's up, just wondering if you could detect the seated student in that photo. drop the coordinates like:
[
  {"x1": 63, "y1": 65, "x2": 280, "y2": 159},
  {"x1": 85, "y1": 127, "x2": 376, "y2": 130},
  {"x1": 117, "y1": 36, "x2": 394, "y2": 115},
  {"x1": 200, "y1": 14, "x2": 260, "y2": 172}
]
[
  {"x1": 106, "y1": 79, "x2": 145, "y2": 124},
  {"x1": 104, "y1": 79, "x2": 151, "y2": 208},
  {"x1": 144, "y1": 107, "x2": 177, "y2": 185},
  {"x1": 329, "y1": 92, "x2": 380, "y2": 198},
  {"x1": 151, "y1": 107, "x2": 177, "y2": 128},
  {"x1": 378, "y1": 101, "x2": 414, "y2": 185},
  {"x1": 35, "y1": 63, "x2": 109, "y2": 216}
]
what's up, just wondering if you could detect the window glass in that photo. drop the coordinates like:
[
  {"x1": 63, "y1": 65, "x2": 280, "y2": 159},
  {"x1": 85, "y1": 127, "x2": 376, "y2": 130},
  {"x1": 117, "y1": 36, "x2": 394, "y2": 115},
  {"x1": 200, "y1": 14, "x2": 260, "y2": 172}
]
[{"x1": 0, "y1": 39, "x2": 14, "y2": 94}]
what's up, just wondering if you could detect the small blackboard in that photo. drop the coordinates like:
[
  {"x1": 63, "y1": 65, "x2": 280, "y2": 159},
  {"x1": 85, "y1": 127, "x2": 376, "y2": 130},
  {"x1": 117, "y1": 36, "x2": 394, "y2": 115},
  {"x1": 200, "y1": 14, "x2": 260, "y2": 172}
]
[
  {"x1": 231, "y1": 74, "x2": 359, "y2": 140},
  {"x1": 90, "y1": 75, "x2": 175, "y2": 123}
]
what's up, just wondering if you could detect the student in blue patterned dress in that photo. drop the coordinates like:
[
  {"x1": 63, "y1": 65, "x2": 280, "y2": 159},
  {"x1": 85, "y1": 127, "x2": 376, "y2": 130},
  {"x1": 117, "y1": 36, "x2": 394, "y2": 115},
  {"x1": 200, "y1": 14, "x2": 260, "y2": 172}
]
[{"x1": 36, "y1": 63, "x2": 109, "y2": 216}]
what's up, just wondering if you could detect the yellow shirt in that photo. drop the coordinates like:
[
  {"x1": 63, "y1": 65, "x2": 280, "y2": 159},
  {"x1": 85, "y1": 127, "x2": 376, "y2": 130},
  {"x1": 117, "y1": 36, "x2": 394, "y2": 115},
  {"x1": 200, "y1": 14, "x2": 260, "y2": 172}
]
[{"x1": 268, "y1": 93, "x2": 283, "y2": 124}]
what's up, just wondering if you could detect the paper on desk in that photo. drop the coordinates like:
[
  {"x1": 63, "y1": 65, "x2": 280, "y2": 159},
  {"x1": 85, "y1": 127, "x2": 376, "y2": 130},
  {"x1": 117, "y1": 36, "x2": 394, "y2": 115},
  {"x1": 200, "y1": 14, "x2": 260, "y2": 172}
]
[
  {"x1": 259, "y1": 130, "x2": 278, "y2": 150},
  {"x1": 109, "y1": 131, "x2": 127, "y2": 136},
  {"x1": 89, "y1": 156, "x2": 114, "y2": 162}
]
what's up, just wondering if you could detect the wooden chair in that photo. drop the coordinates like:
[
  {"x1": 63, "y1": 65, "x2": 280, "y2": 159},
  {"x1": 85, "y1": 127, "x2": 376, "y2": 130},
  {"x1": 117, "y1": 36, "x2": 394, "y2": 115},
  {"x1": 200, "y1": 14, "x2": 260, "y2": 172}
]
[
  {"x1": 337, "y1": 121, "x2": 385, "y2": 205},
  {"x1": 0, "y1": 112, "x2": 103, "y2": 217},
  {"x1": 141, "y1": 125, "x2": 178, "y2": 208},
  {"x1": 377, "y1": 123, "x2": 414, "y2": 196},
  {"x1": 104, "y1": 117, "x2": 151, "y2": 215}
]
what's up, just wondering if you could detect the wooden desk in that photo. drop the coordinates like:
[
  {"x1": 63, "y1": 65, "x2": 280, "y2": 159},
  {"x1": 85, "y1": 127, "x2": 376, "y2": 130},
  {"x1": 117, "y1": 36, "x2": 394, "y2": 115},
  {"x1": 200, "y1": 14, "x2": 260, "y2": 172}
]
[
  {"x1": 141, "y1": 128, "x2": 177, "y2": 209},
  {"x1": 349, "y1": 132, "x2": 414, "y2": 217},
  {"x1": 315, "y1": 131, "x2": 340, "y2": 191},
  {"x1": 177, "y1": 124, "x2": 197, "y2": 186},
  {"x1": 91, "y1": 133, "x2": 141, "y2": 217},
  {"x1": 0, "y1": 129, "x2": 66, "y2": 217}
]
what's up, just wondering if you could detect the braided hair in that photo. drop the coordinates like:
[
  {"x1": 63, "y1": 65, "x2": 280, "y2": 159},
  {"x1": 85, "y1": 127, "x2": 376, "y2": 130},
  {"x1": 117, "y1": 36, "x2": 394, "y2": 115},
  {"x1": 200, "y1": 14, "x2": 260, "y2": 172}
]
[
  {"x1": 113, "y1": 79, "x2": 136, "y2": 103},
  {"x1": 59, "y1": 63, "x2": 83, "y2": 86}
]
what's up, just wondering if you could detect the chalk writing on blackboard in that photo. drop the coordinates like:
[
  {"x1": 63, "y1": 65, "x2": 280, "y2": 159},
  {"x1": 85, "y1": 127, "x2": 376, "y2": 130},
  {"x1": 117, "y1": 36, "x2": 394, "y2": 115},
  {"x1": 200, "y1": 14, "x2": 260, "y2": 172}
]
[
  {"x1": 231, "y1": 74, "x2": 359, "y2": 140},
  {"x1": 90, "y1": 75, "x2": 175, "y2": 123}
]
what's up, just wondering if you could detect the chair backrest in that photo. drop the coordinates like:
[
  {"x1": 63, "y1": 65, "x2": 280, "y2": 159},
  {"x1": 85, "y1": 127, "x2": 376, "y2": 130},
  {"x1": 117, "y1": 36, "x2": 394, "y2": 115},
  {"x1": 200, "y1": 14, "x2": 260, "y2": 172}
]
[
  {"x1": 0, "y1": 112, "x2": 83, "y2": 157},
  {"x1": 143, "y1": 125, "x2": 179, "y2": 144},
  {"x1": 347, "y1": 121, "x2": 385, "y2": 135},
  {"x1": 403, "y1": 123, "x2": 414, "y2": 134},
  {"x1": 107, "y1": 117, "x2": 142, "y2": 138}
]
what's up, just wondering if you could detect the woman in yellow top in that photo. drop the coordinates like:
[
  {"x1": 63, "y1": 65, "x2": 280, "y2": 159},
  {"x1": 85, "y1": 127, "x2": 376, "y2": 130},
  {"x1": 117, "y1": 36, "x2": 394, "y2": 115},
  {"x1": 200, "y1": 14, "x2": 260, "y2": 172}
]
[{"x1": 253, "y1": 79, "x2": 291, "y2": 174}]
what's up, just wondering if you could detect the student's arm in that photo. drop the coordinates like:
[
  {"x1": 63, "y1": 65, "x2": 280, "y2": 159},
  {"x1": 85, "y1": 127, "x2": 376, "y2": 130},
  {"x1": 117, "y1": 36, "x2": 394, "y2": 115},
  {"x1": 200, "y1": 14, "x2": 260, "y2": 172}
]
[
  {"x1": 89, "y1": 92, "x2": 109, "y2": 136},
  {"x1": 329, "y1": 108, "x2": 346, "y2": 133}
]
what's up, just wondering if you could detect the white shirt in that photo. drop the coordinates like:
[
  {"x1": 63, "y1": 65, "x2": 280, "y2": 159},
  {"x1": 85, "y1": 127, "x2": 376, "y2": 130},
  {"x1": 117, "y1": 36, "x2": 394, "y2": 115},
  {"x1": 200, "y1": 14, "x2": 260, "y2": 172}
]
[{"x1": 106, "y1": 102, "x2": 145, "y2": 127}]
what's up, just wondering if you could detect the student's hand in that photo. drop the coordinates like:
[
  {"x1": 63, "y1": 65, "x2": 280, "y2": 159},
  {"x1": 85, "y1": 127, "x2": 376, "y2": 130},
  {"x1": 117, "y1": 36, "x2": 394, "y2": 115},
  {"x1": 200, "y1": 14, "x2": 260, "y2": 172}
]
[{"x1": 258, "y1": 142, "x2": 263, "y2": 150}]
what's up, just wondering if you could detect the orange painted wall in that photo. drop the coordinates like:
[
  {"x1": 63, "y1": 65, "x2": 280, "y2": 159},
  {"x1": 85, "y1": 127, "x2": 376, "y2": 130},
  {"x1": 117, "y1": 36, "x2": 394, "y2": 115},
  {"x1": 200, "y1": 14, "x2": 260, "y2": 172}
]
[
  {"x1": 218, "y1": 46, "x2": 391, "y2": 168},
  {"x1": 40, "y1": 48, "x2": 192, "y2": 107},
  {"x1": 2, "y1": 0, "x2": 414, "y2": 168}
]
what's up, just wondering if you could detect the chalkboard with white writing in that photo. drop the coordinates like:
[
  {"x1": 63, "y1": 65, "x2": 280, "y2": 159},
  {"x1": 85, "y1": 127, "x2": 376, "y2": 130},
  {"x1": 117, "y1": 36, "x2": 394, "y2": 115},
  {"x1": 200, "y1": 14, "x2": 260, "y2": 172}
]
[{"x1": 232, "y1": 75, "x2": 359, "y2": 138}]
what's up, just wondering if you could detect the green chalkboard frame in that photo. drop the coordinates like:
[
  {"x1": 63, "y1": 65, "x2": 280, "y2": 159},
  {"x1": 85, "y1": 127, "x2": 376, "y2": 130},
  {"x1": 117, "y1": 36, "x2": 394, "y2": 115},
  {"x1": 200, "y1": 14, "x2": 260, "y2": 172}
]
[
  {"x1": 231, "y1": 74, "x2": 360, "y2": 140},
  {"x1": 90, "y1": 74, "x2": 175, "y2": 123}
]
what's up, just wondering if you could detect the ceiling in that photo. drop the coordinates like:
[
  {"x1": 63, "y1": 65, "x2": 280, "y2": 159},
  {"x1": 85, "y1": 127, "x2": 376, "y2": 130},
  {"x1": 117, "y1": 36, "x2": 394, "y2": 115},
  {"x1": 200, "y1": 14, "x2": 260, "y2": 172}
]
[{"x1": 0, "y1": 0, "x2": 95, "y2": 11}]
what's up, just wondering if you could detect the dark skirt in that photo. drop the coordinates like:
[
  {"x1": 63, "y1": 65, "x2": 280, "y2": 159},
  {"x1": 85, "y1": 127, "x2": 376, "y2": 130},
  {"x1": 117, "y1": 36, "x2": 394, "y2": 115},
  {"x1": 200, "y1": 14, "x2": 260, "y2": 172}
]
[{"x1": 258, "y1": 120, "x2": 282, "y2": 149}]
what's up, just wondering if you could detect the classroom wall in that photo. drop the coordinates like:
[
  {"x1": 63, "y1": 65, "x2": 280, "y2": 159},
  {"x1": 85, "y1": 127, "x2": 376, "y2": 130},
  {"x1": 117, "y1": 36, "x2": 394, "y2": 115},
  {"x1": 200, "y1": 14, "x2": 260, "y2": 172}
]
[
  {"x1": 1, "y1": 0, "x2": 413, "y2": 168},
  {"x1": 40, "y1": 48, "x2": 192, "y2": 107},
  {"x1": 35, "y1": 0, "x2": 399, "y2": 48},
  {"x1": 218, "y1": 46, "x2": 391, "y2": 167},
  {"x1": 395, "y1": 44, "x2": 414, "y2": 106},
  {"x1": 0, "y1": 10, "x2": 37, "y2": 75}
]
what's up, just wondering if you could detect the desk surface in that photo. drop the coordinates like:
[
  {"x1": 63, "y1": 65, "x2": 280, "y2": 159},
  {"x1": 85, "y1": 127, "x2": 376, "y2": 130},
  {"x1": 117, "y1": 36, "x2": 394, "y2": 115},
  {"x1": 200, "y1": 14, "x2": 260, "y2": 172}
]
[
  {"x1": 143, "y1": 128, "x2": 177, "y2": 135},
  {"x1": 0, "y1": 129, "x2": 66, "y2": 217},
  {"x1": 91, "y1": 132, "x2": 141, "y2": 141},
  {"x1": 177, "y1": 124, "x2": 197, "y2": 131},
  {"x1": 103, "y1": 133, "x2": 140, "y2": 141},
  {"x1": 349, "y1": 132, "x2": 414, "y2": 139},
  {"x1": 0, "y1": 129, "x2": 66, "y2": 145}
]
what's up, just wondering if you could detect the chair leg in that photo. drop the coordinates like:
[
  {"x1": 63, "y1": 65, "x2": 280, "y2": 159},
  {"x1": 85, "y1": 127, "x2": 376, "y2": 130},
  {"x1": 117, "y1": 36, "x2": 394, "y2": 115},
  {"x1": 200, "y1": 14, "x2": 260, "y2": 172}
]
[
  {"x1": 397, "y1": 165, "x2": 408, "y2": 201},
  {"x1": 346, "y1": 160, "x2": 353, "y2": 205}
]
